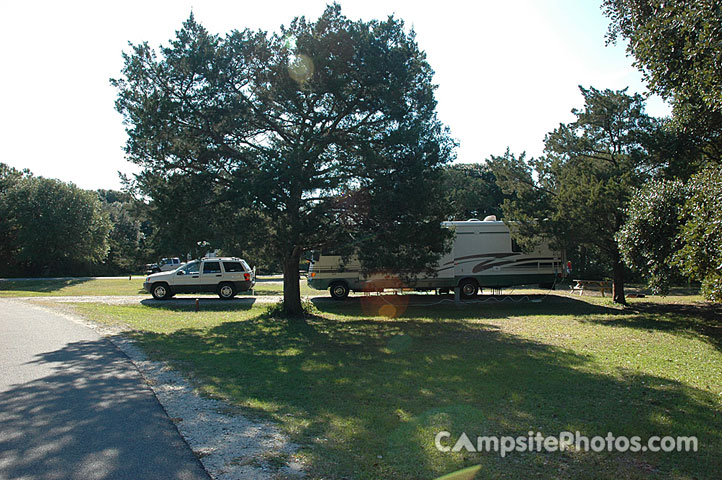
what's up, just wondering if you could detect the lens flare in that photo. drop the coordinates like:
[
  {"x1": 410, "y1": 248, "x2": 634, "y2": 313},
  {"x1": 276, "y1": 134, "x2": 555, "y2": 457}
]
[{"x1": 288, "y1": 54, "x2": 314, "y2": 84}]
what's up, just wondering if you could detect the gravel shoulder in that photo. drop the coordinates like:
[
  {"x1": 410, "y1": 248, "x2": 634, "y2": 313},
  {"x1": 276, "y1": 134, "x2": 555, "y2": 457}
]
[
  {"x1": 9, "y1": 295, "x2": 286, "y2": 305},
  {"x1": 18, "y1": 298, "x2": 306, "y2": 480}
]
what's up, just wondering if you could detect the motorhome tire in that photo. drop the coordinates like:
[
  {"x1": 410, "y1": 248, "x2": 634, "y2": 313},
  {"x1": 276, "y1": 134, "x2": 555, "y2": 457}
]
[
  {"x1": 329, "y1": 282, "x2": 350, "y2": 300},
  {"x1": 459, "y1": 279, "x2": 478, "y2": 299}
]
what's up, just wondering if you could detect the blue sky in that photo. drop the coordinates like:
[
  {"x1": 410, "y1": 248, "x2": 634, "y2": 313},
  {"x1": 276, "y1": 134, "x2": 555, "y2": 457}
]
[{"x1": 0, "y1": 0, "x2": 669, "y2": 190}]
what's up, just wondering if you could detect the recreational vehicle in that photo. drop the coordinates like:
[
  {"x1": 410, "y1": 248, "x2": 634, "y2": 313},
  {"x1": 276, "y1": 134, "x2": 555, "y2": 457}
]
[{"x1": 307, "y1": 218, "x2": 567, "y2": 299}]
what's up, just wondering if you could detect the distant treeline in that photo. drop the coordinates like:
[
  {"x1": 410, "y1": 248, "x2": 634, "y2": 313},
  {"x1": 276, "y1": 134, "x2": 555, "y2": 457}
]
[
  {"x1": 0, "y1": 164, "x2": 150, "y2": 276},
  {"x1": 0, "y1": 160, "x2": 646, "y2": 282}
]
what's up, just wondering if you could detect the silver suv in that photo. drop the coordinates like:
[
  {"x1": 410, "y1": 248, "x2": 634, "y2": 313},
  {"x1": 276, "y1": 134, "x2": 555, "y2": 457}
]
[{"x1": 143, "y1": 257, "x2": 256, "y2": 300}]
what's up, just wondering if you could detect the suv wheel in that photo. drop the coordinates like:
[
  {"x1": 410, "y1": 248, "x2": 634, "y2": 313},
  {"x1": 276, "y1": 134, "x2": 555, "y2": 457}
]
[
  {"x1": 151, "y1": 283, "x2": 172, "y2": 300},
  {"x1": 329, "y1": 282, "x2": 350, "y2": 300},
  {"x1": 217, "y1": 282, "x2": 237, "y2": 299}
]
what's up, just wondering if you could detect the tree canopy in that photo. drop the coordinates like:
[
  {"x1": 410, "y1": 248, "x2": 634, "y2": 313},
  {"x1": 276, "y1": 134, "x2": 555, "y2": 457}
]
[
  {"x1": 441, "y1": 164, "x2": 505, "y2": 221},
  {"x1": 603, "y1": 0, "x2": 722, "y2": 164},
  {"x1": 113, "y1": 5, "x2": 454, "y2": 315}
]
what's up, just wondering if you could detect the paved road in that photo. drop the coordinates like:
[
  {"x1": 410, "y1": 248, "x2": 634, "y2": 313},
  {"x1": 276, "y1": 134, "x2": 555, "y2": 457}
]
[{"x1": 0, "y1": 299, "x2": 210, "y2": 480}]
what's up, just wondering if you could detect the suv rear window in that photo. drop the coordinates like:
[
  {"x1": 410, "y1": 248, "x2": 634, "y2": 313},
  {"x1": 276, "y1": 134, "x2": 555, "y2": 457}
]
[
  {"x1": 223, "y1": 261, "x2": 244, "y2": 272},
  {"x1": 202, "y1": 261, "x2": 221, "y2": 274}
]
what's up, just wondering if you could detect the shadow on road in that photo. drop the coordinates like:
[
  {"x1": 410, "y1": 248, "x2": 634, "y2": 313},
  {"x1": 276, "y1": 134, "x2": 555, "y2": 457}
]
[{"x1": 0, "y1": 338, "x2": 208, "y2": 480}]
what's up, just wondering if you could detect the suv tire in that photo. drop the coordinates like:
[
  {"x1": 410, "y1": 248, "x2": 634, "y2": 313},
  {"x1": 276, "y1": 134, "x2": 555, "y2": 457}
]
[
  {"x1": 151, "y1": 282, "x2": 172, "y2": 300},
  {"x1": 217, "y1": 282, "x2": 237, "y2": 299}
]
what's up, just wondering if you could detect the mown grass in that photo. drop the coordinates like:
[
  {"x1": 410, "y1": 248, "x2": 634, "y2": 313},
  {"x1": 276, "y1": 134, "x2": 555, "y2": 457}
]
[
  {"x1": 69, "y1": 294, "x2": 721, "y2": 479},
  {"x1": 0, "y1": 278, "x2": 147, "y2": 297},
  {"x1": 0, "y1": 277, "x2": 313, "y2": 297}
]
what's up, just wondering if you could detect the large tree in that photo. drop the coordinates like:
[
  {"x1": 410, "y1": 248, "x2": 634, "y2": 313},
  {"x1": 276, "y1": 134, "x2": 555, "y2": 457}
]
[
  {"x1": 113, "y1": 5, "x2": 454, "y2": 315},
  {"x1": 604, "y1": 0, "x2": 722, "y2": 301},
  {"x1": 491, "y1": 87, "x2": 660, "y2": 304}
]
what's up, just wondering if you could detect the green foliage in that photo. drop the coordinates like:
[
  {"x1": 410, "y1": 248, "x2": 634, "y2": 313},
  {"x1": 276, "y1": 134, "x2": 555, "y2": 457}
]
[
  {"x1": 617, "y1": 168, "x2": 722, "y2": 302},
  {"x1": 677, "y1": 167, "x2": 722, "y2": 301},
  {"x1": 603, "y1": 0, "x2": 722, "y2": 164},
  {"x1": 488, "y1": 150, "x2": 557, "y2": 252},
  {"x1": 604, "y1": 1, "x2": 722, "y2": 302},
  {"x1": 0, "y1": 167, "x2": 112, "y2": 275},
  {"x1": 616, "y1": 179, "x2": 687, "y2": 295},
  {"x1": 113, "y1": 5, "x2": 454, "y2": 313},
  {"x1": 0, "y1": 164, "x2": 29, "y2": 273},
  {"x1": 603, "y1": 0, "x2": 722, "y2": 113},
  {"x1": 97, "y1": 189, "x2": 154, "y2": 273},
  {"x1": 490, "y1": 87, "x2": 661, "y2": 303},
  {"x1": 264, "y1": 299, "x2": 319, "y2": 318},
  {"x1": 440, "y1": 163, "x2": 505, "y2": 221}
]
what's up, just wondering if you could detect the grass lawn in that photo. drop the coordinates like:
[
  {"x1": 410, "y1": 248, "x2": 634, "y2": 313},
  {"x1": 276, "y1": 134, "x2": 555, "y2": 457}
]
[
  {"x1": 0, "y1": 278, "x2": 148, "y2": 297},
  {"x1": 0, "y1": 277, "x2": 315, "y2": 297},
  {"x1": 68, "y1": 294, "x2": 721, "y2": 479}
]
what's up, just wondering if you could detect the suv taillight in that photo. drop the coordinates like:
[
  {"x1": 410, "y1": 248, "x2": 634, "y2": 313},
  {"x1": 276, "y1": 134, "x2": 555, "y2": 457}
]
[{"x1": 244, "y1": 273, "x2": 250, "y2": 281}]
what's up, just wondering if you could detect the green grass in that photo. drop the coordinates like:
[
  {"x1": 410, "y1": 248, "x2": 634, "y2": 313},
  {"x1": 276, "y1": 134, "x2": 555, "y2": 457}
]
[
  {"x1": 0, "y1": 278, "x2": 147, "y2": 296},
  {"x1": 68, "y1": 294, "x2": 721, "y2": 479},
  {"x1": 0, "y1": 277, "x2": 315, "y2": 297}
]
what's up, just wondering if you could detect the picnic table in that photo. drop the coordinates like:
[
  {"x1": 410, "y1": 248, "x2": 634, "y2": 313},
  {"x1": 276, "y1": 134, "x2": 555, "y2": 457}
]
[{"x1": 570, "y1": 279, "x2": 610, "y2": 297}]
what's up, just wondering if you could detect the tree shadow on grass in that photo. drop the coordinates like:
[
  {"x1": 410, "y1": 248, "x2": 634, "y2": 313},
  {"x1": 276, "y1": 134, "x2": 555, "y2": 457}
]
[
  {"x1": 579, "y1": 301, "x2": 722, "y2": 353},
  {"x1": 312, "y1": 293, "x2": 622, "y2": 321},
  {"x1": 129, "y1": 312, "x2": 721, "y2": 480},
  {"x1": 139, "y1": 297, "x2": 257, "y2": 311},
  {"x1": 0, "y1": 339, "x2": 208, "y2": 480}
]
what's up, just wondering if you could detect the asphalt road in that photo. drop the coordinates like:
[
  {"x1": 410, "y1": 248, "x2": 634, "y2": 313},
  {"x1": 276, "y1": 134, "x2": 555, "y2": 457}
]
[{"x1": 0, "y1": 299, "x2": 210, "y2": 480}]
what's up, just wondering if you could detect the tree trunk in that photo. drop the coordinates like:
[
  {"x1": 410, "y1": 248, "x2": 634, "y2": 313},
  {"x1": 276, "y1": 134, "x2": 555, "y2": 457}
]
[
  {"x1": 282, "y1": 246, "x2": 303, "y2": 317},
  {"x1": 612, "y1": 250, "x2": 626, "y2": 305}
]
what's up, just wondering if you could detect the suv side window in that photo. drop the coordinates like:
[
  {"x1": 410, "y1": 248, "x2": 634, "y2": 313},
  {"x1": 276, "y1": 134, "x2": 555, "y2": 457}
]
[
  {"x1": 203, "y1": 261, "x2": 221, "y2": 274},
  {"x1": 223, "y1": 261, "x2": 244, "y2": 272}
]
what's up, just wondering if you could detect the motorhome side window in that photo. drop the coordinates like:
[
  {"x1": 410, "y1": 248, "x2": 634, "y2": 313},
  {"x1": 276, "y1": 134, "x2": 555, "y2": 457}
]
[{"x1": 511, "y1": 238, "x2": 523, "y2": 253}]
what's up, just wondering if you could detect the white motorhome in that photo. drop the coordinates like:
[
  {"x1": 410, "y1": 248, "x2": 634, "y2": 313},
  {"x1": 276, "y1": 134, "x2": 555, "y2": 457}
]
[{"x1": 307, "y1": 218, "x2": 567, "y2": 299}]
